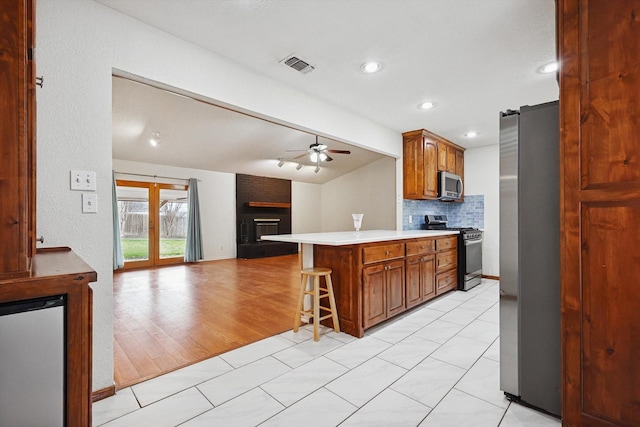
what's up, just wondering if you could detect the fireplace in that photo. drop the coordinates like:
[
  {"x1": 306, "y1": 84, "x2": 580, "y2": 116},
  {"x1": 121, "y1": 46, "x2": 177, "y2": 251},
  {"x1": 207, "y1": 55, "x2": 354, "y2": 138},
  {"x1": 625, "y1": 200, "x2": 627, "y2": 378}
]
[{"x1": 255, "y1": 219, "x2": 280, "y2": 242}]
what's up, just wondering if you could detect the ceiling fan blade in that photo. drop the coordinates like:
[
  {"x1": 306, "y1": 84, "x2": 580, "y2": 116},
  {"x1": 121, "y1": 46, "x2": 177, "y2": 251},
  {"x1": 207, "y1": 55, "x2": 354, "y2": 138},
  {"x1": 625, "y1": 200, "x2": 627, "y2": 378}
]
[
  {"x1": 327, "y1": 149, "x2": 351, "y2": 155},
  {"x1": 286, "y1": 149, "x2": 307, "y2": 152},
  {"x1": 293, "y1": 153, "x2": 308, "y2": 160},
  {"x1": 324, "y1": 154, "x2": 333, "y2": 162}
]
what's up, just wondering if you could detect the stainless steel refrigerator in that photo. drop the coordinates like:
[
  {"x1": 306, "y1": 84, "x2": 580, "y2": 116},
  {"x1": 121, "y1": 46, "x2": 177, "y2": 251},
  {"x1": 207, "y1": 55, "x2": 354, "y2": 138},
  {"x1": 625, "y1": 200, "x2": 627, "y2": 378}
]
[{"x1": 499, "y1": 100, "x2": 561, "y2": 417}]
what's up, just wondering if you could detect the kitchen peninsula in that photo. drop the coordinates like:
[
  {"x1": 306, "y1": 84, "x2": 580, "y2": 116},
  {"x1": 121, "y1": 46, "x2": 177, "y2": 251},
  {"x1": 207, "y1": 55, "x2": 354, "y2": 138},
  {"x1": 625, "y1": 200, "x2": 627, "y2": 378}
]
[{"x1": 263, "y1": 230, "x2": 459, "y2": 337}]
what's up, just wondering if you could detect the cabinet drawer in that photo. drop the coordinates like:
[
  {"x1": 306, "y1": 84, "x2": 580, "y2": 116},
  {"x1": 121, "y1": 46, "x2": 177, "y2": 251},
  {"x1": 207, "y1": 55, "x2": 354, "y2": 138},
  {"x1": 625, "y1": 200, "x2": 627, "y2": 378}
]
[
  {"x1": 435, "y1": 236, "x2": 457, "y2": 251},
  {"x1": 406, "y1": 239, "x2": 435, "y2": 257},
  {"x1": 436, "y1": 249, "x2": 457, "y2": 273},
  {"x1": 363, "y1": 243, "x2": 405, "y2": 264},
  {"x1": 436, "y1": 269, "x2": 457, "y2": 293}
]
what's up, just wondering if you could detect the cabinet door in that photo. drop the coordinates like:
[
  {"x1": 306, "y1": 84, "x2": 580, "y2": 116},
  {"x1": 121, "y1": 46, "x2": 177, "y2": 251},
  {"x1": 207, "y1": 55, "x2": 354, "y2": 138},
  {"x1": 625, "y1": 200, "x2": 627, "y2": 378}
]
[
  {"x1": 455, "y1": 150, "x2": 464, "y2": 178},
  {"x1": 437, "y1": 143, "x2": 447, "y2": 171},
  {"x1": 363, "y1": 264, "x2": 386, "y2": 328},
  {"x1": 446, "y1": 146, "x2": 456, "y2": 173},
  {"x1": 386, "y1": 260, "x2": 405, "y2": 317},
  {"x1": 421, "y1": 255, "x2": 436, "y2": 301},
  {"x1": 455, "y1": 150, "x2": 464, "y2": 200},
  {"x1": 559, "y1": 1, "x2": 640, "y2": 424},
  {"x1": 402, "y1": 133, "x2": 424, "y2": 199},
  {"x1": 405, "y1": 256, "x2": 422, "y2": 308},
  {"x1": 423, "y1": 140, "x2": 438, "y2": 198},
  {"x1": 0, "y1": 0, "x2": 33, "y2": 277}
]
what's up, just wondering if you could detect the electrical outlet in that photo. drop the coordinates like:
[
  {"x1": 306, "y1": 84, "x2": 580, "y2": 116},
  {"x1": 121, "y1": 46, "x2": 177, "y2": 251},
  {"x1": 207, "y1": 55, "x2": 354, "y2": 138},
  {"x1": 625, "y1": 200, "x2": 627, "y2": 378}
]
[
  {"x1": 71, "y1": 170, "x2": 96, "y2": 191},
  {"x1": 82, "y1": 193, "x2": 98, "y2": 213},
  {"x1": 408, "y1": 215, "x2": 413, "y2": 224}
]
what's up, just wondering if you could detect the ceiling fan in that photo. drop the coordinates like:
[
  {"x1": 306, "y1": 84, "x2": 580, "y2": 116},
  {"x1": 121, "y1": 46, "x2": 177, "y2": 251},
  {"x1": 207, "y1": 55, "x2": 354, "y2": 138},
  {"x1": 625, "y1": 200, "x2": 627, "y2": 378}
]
[{"x1": 287, "y1": 136, "x2": 351, "y2": 171}]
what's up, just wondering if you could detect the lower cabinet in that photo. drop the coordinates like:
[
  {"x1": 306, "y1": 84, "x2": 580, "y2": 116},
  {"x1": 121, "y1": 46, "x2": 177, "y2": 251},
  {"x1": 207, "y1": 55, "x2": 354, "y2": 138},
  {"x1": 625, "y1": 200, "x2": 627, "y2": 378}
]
[
  {"x1": 314, "y1": 235, "x2": 458, "y2": 337},
  {"x1": 405, "y1": 254, "x2": 436, "y2": 308},
  {"x1": 363, "y1": 259, "x2": 405, "y2": 329}
]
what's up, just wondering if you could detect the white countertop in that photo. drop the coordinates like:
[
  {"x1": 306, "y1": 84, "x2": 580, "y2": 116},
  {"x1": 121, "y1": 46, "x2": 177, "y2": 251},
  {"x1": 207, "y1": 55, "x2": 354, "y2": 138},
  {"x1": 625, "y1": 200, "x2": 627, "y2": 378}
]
[{"x1": 261, "y1": 229, "x2": 458, "y2": 246}]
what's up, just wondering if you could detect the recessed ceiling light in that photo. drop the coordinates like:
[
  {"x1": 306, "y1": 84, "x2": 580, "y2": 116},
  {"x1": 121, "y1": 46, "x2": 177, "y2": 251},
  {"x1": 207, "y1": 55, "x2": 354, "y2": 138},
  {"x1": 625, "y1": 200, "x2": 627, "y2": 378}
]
[
  {"x1": 417, "y1": 101, "x2": 436, "y2": 110},
  {"x1": 361, "y1": 62, "x2": 382, "y2": 73},
  {"x1": 539, "y1": 61, "x2": 559, "y2": 74},
  {"x1": 464, "y1": 131, "x2": 478, "y2": 138}
]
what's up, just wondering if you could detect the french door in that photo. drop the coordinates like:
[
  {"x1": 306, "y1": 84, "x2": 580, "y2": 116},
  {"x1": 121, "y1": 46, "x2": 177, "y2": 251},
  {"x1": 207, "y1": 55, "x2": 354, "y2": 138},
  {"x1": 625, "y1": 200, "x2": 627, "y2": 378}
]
[{"x1": 116, "y1": 180, "x2": 188, "y2": 268}]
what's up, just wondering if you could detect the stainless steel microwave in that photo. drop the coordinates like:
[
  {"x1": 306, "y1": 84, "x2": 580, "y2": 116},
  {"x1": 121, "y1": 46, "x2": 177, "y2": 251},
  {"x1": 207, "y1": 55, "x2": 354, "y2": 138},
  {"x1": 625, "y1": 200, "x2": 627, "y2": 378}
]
[{"x1": 438, "y1": 171, "x2": 463, "y2": 200}]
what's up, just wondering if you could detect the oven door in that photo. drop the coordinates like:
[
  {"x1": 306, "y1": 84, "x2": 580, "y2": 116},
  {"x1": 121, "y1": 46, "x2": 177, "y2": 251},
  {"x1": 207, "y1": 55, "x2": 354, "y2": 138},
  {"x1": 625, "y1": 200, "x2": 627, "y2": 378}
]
[{"x1": 464, "y1": 236, "x2": 483, "y2": 280}]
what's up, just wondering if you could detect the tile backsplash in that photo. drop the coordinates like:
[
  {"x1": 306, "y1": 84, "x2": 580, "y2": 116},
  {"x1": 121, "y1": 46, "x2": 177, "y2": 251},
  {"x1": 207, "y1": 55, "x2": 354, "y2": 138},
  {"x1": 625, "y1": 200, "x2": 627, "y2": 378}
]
[{"x1": 403, "y1": 195, "x2": 485, "y2": 230}]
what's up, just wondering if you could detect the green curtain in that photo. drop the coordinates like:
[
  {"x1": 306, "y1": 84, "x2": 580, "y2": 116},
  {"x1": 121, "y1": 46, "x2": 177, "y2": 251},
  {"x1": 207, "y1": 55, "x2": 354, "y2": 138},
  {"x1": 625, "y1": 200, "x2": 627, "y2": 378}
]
[
  {"x1": 184, "y1": 178, "x2": 204, "y2": 262},
  {"x1": 112, "y1": 171, "x2": 124, "y2": 269}
]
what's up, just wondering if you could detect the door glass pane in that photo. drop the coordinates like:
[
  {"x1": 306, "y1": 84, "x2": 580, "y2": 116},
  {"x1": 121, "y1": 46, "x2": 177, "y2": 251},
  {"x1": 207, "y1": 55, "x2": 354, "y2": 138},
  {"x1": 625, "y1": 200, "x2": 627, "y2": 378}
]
[
  {"x1": 117, "y1": 186, "x2": 150, "y2": 262},
  {"x1": 159, "y1": 188, "x2": 188, "y2": 259}
]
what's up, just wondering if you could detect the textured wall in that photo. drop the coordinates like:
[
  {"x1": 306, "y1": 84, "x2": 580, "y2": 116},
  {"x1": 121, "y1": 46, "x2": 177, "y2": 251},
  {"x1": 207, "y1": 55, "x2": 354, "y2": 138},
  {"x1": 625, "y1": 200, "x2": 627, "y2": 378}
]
[
  {"x1": 38, "y1": 0, "x2": 400, "y2": 391},
  {"x1": 320, "y1": 157, "x2": 397, "y2": 232}
]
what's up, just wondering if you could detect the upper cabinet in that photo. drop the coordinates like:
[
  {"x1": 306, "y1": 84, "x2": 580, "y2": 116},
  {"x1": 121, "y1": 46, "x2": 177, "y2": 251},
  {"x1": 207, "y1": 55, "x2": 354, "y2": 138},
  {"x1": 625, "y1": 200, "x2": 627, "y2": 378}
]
[
  {"x1": 0, "y1": 0, "x2": 36, "y2": 279},
  {"x1": 403, "y1": 129, "x2": 465, "y2": 201}
]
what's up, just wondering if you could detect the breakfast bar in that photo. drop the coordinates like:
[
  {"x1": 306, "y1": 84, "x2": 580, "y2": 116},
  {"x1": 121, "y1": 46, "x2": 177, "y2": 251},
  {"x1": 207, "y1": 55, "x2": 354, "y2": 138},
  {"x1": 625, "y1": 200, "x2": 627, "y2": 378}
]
[{"x1": 263, "y1": 230, "x2": 459, "y2": 337}]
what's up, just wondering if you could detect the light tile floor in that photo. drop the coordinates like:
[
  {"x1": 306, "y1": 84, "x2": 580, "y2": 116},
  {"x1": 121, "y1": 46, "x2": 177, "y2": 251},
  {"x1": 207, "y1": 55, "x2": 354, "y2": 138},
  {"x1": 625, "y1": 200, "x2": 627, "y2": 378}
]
[{"x1": 93, "y1": 279, "x2": 561, "y2": 427}]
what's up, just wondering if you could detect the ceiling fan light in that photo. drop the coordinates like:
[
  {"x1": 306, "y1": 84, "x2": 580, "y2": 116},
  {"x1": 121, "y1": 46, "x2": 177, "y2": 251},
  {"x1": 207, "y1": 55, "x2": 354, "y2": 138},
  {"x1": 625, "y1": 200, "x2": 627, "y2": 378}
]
[
  {"x1": 310, "y1": 152, "x2": 318, "y2": 163},
  {"x1": 319, "y1": 152, "x2": 328, "y2": 162}
]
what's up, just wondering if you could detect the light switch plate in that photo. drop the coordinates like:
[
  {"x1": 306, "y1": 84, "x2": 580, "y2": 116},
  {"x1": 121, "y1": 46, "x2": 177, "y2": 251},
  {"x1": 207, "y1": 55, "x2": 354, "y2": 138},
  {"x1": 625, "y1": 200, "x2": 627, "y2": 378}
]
[
  {"x1": 82, "y1": 193, "x2": 98, "y2": 213},
  {"x1": 71, "y1": 170, "x2": 96, "y2": 191}
]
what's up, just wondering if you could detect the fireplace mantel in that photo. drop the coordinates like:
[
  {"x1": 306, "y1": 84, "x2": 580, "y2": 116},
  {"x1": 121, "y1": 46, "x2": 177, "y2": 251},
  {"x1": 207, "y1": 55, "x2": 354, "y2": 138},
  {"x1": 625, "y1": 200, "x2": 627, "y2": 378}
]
[{"x1": 246, "y1": 201, "x2": 291, "y2": 209}]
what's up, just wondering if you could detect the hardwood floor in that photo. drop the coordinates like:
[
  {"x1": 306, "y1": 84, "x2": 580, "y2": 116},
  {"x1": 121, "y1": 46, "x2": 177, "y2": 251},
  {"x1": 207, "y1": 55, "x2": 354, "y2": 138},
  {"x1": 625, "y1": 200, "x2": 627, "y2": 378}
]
[{"x1": 113, "y1": 254, "x2": 300, "y2": 389}]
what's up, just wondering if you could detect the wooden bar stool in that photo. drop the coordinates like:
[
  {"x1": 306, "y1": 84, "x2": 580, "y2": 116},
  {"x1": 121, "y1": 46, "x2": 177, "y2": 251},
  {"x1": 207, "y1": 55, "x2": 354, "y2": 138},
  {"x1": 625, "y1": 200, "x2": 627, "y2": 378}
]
[{"x1": 294, "y1": 267, "x2": 340, "y2": 341}]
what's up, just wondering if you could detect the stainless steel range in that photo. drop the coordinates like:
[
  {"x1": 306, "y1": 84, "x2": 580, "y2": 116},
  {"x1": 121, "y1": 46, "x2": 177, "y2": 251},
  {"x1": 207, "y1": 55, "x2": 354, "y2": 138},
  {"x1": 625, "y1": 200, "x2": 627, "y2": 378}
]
[{"x1": 424, "y1": 214, "x2": 483, "y2": 291}]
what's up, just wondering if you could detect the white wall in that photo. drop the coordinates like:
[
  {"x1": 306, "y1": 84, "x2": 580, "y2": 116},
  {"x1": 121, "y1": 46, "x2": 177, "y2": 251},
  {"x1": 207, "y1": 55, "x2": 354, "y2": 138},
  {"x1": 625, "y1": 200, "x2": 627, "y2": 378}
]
[
  {"x1": 291, "y1": 182, "x2": 322, "y2": 233},
  {"x1": 37, "y1": 0, "x2": 401, "y2": 391},
  {"x1": 321, "y1": 157, "x2": 397, "y2": 231},
  {"x1": 113, "y1": 160, "x2": 236, "y2": 260},
  {"x1": 464, "y1": 145, "x2": 499, "y2": 277}
]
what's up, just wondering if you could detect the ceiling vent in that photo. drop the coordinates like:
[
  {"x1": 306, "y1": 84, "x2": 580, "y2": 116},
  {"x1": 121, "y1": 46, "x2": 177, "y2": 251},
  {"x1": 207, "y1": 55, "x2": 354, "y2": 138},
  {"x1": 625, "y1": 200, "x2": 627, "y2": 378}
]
[{"x1": 280, "y1": 54, "x2": 315, "y2": 74}]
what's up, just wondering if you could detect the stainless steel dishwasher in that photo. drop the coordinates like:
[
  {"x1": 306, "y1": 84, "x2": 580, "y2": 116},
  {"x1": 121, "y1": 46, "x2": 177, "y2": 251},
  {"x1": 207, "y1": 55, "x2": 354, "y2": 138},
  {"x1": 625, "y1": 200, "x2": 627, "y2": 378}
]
[{"x1": 0, "y1": 295, "x2": 65, "y2": 427}]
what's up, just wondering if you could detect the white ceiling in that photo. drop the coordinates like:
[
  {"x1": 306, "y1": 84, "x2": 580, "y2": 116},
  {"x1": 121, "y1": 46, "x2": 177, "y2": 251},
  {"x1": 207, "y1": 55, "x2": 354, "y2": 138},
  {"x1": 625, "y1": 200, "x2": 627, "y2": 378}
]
[{"x1": 104, "y1": 0, "x2": 559, "y2": 184}]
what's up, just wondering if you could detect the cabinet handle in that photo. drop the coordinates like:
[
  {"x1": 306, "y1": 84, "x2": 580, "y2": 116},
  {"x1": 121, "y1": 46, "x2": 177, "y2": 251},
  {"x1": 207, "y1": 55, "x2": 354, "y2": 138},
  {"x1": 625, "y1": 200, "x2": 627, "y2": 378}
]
[
  {"x1": 385, "y1": 250, "x2": 390, "y2": 256},
  {"x1": 36, "y1": 76, "x2": 44, "y2": 88},
  {"x1": 36, "y1": 236, "x2": 44, "y2": 244}
]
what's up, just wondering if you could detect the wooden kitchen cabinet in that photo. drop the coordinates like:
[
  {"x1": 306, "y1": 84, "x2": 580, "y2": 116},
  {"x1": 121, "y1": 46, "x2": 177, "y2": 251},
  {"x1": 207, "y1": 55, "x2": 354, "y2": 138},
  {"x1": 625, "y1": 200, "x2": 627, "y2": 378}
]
[
  {"x1": 558, "y1": 1, "x2": 640, "y2": 424},
  {"x1": 0, "y1": 247, "x2": 96, "y2": 426},
  {"x1": 315, "y1": 235, "x2": 458, "y2": 337},
  {"x1": 403, "y1": 130, "x2": 438, "y2": 199},
  {"x1": 405, "y1": 254, "x2": 436, "y2": 308},
  {"x1": 434, "y1": 236, "x2": 458, "y2": 294},
  {"x1": 403, "y1": 129, "x2": 465, "y2": 201},
  {"x1": 0, "y1": 0, "x2": 37, "y2": 279},
  {"x1": 362, "y1": 245, "x2": 405, "y2": 329}
]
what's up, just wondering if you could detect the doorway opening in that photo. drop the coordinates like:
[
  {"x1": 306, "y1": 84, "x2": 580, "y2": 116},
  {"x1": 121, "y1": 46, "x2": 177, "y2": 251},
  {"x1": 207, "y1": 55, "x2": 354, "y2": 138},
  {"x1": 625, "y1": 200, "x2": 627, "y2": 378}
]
[{"x1": 116, "y1": 180, "x2": 188, "y2": 268}]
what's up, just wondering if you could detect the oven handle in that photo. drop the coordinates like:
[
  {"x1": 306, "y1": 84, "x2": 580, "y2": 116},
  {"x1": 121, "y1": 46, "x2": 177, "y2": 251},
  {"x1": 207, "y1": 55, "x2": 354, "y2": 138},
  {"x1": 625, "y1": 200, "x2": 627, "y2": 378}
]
[{"x1": 464, "y1": 238, "x2": 483, "y2": 246}]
